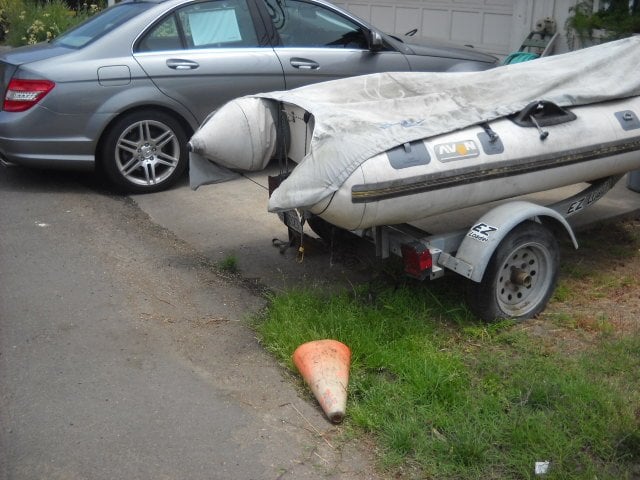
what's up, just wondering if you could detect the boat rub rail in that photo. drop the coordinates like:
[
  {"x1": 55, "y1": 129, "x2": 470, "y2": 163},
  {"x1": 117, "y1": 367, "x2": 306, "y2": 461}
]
[{"x1": 351, "y1": 136, "x2": 640, "y2": 203}]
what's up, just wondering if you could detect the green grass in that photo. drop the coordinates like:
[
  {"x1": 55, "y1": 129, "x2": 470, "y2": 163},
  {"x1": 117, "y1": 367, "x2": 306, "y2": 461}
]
[
  {"x1": 217, "y1": 253, "x2": 239, "y2": 273},
  {"x1": 254, "y1": 279, "x2": 640, "y2": 479}
]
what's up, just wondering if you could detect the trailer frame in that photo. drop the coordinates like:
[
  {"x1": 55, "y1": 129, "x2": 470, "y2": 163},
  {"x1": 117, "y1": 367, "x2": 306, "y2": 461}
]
[{"x1": 295, "y1": 175, "x2": 623, "y2": 321}]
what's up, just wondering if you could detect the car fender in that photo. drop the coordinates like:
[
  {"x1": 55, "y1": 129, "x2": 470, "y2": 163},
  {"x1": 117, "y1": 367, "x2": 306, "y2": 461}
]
[{"x1": 86, "y1": 82, "x2": 200, "y2": 142}]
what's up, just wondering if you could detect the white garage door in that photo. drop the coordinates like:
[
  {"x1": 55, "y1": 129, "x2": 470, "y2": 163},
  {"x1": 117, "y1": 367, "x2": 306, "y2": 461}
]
[
  {"x1": 336, "y1": 0, "x2": 579, "y2": 57},
  {"x1": 335, "y1": 0, "x2": 514, "y2": 56}
]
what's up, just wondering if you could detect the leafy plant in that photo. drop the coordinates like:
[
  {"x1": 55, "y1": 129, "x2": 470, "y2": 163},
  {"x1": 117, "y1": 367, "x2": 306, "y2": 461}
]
[
  {"x1": 0, "y1": 0, "x2": 19, "y2": 41},
  {"x1": 218, "y1": 254, "x2": 239, "y2": 273},
  {"x1": 1, "y1": 0, "x2": 103, "y2": 47},
  {"x1": 566, "y1": 0, "x2": 640, "y2": 49}
]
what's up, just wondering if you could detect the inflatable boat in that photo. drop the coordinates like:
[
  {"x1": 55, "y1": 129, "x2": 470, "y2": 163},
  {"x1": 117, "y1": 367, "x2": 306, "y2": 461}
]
[{"x1": 189, "y1": 37, "x2": 640, "y2": 231}]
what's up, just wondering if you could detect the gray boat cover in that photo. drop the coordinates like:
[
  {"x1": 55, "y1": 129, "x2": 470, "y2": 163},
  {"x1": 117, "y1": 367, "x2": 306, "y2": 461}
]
[{"x1": 193, "y1": 36, "x2": 640, "y2": 212}]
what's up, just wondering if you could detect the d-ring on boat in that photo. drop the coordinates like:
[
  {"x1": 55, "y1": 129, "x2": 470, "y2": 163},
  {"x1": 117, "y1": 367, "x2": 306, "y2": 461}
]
[{"x1": 189, "y1": 37, "x2": 640, "y2": 321}]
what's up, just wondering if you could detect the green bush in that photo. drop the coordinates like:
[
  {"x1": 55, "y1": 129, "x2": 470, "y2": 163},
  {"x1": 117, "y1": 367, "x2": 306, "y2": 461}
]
[
  {"x1": 1, "y1": 0, "x2": 102, "y2": 47},
  {"x1": 566, "y1": 0, "x2": 640, "y2": 49},
  {"x1": 0, "y1": 0, "x2": 9, "y2": 41}
]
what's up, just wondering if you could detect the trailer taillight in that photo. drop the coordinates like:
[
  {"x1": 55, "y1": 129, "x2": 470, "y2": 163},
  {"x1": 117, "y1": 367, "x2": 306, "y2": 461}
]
[
  {"x1": 4, "y1": 79, "x2": 55, "y2": 112},
  {"x1": 401, "y1": 242, "x2": 432, "y2": 280}
]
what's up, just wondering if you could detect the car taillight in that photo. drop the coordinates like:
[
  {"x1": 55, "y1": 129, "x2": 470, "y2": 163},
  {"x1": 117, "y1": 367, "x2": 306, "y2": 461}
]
[{"x1": 3, "y1": 78, "x2": 55, "y2": 112}]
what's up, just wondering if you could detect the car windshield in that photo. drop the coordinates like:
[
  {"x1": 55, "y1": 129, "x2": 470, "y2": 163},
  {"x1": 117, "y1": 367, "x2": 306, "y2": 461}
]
[{"x1": 52, "y1": 2, "x2": 155, "y2": 49}]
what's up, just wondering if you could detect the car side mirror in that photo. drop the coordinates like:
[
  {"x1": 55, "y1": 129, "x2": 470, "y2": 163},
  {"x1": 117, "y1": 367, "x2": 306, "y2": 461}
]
[{"x1": 367, "y1": 30, "x2": 383, "y2": 51}]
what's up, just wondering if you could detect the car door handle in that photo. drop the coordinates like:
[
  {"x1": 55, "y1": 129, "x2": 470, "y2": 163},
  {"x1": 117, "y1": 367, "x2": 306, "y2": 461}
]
[
  {"x1": 290, "y1": 58, "x2": 320, "y2": 70},
  {"x1": 166, "y1": 59, "x2": 200, "y2": 70}
]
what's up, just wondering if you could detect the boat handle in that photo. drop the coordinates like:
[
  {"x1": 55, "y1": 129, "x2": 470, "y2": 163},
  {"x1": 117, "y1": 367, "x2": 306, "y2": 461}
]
[
  {"x1": 509, "y1": 100, "x2": 577, "y2": 140},
  {"x1": 529, "y1": 115, "x2": 549, "y2": 141}
]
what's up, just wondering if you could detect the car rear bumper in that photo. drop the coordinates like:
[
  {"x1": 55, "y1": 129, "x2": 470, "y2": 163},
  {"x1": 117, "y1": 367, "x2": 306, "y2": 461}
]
[{"x1": 0, "y1": 107, "x2": 97, "y2": 170}]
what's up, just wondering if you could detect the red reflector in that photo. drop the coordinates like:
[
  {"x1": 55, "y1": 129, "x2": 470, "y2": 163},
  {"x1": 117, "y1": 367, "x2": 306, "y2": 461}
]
[
  {"x1": 4, "y1": 79, "x2": 55, "y2": 112},
  {"x1": 401, "y1": 242, "x2": 432, "y2": 280}
]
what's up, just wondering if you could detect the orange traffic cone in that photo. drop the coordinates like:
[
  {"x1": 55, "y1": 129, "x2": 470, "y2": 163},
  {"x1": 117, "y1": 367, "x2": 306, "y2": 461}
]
[{"x1": 292, "y1": 339, "x2": 351, "y2": 423}]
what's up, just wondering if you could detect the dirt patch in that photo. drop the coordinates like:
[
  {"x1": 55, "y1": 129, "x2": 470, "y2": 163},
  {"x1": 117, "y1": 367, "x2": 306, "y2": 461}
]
[{"x1": 520, "y1": 215, "x2": 640, "y2": 351}]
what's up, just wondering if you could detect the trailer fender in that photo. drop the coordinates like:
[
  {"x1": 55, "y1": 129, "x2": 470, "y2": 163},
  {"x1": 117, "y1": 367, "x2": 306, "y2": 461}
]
[{"x1": 439, "y1": 201, "x2": 578, "y2": 283}]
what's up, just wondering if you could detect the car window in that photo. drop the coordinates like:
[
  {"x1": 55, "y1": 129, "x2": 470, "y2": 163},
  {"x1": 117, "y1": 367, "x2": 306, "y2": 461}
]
[
  {"x1": 137, "y1": 14, "x2": 183, "y2": 51},
  {"x1": 137, "y1": 0, "x2": 259, "y2": 52},
  {"x1": 265, "y1": 0, "x2": 368, "y2": 49},
  {"x1": 52, "y1": 2, "x2": 154, "y2": 49}
]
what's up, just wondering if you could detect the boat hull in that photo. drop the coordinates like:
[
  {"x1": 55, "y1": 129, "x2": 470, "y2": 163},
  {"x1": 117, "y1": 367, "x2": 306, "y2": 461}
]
[{"x1": 297, "y1": 96, "x2": 640, "y2": 230}]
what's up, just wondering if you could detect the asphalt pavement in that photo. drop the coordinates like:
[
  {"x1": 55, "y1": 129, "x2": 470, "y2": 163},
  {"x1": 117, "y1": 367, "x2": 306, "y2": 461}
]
[
  {"x1": 135, "y1": 164, "x2": 378, "y2": 292},
  {"x1": 0, "y1": 167, "x2": 378, "y2": 480}
]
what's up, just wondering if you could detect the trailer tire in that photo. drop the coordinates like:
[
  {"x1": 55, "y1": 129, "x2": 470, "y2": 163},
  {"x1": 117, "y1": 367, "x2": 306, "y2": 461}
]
[{"x1": 467, "y1": 220, "x2": 559, "y2": 322}]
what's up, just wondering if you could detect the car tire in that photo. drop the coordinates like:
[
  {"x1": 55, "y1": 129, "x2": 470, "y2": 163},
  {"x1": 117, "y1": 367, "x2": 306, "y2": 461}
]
[{"x1": 100, "y1": 110, "x2": 188, "y2": 193}]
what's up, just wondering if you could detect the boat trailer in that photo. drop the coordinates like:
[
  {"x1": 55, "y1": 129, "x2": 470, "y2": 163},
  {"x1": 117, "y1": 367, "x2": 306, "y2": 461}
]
[{"x1": 275, "y1": 175, "x2": 623, "y2": 321}]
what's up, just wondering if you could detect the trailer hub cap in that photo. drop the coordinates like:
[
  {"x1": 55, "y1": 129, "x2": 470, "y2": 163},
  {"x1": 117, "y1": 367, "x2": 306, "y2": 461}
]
[
  {"x1": 510, "y1": 267, "x2": 532, "y2": 287},
  {"x1": 496, "y1": 242, "x2": 553, "y2": 317}
]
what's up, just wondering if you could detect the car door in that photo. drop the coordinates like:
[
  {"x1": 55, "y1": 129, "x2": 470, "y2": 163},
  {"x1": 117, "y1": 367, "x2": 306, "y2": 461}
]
[
  {"x1": 133, "y1": 0, "x2": 286, "y2": 123},
  {"x1": 259, "y1": 0, "x2": 410, "y2": 89}
]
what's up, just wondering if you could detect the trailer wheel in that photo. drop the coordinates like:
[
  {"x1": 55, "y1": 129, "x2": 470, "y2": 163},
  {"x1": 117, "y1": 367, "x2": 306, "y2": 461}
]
[{"x1": 467, "y1": 220, "x2": 559, "y2": 322}]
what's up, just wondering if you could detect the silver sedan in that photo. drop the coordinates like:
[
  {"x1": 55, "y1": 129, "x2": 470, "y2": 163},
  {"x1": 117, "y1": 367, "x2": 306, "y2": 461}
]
[{"x1": 0, "y1": 0, "x2": 497, "y2": 193}]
